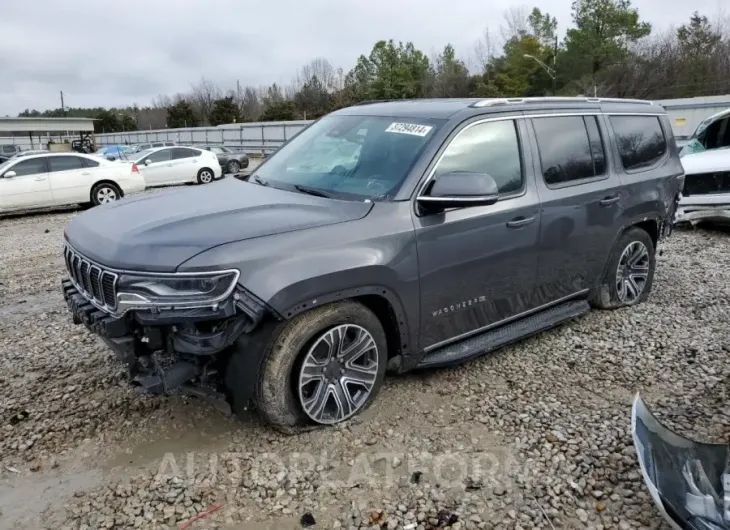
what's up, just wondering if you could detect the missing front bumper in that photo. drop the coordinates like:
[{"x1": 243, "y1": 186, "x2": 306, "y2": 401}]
[
  {"x1": 675, "y1": 194, "x2": 730, "y2": 226},
  {"x1": 632, "y1": 394, "x2": 730, "y2": 529}
]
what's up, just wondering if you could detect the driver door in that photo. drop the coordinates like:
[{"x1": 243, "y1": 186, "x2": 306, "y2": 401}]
[
  {"x1": 413, "y1": 118, "x2": 542, "y2": 350},
  {"x1": 0, "y1": 157, "x2": 53, "y2": 211}
]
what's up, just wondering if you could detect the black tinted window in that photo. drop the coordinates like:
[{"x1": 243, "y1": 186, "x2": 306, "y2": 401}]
[
  {"x1": 81, "y1": 157, "x2": 99, "y2": 168},
  {"x1": 8, "y1": 158, "x2": 46, "y2": 176},
  {"x1": 533, "y1": 116, "x2": 606, "y2": 186},
  {"x1": 48, "y1": 156, "x2": 83, "y2": 172},
  {"x1": 171, "y1": 147, "x2": 198, "y2": 160},
  {"x1": 434, "y1": 120, "x2": 523, "y2": 194},
  {"x1": 610, "y1": 116, "x2": 667, "y2": 171},
  {"x1": 143, "y1": 149, "x2": 171, "y2": 163},
  {"x1": 2, "y1": 145, "x2": 16, "y2": 154}
]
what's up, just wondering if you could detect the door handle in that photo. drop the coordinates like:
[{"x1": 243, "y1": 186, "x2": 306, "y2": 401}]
[
  {"x1": 33, "y1": 177, "x2": 46, "y2": 181},
  {"x1": 81, "y1": 171, "x2": 91, "y2": 175},
  {"x1": 506, "y1": 216, "x2": 536, "y2": 228},
  {"x1": 599, "y1": 195, "x2": 620, "y2": 207}
]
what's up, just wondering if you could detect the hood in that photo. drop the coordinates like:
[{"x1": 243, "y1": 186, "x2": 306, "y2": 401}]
[
  {"x1": 64, "y1": 178, "x2": 373, "y2": 272},
  {"x1": 681, "y1": 147, "x2": 730, "y2": 175}
]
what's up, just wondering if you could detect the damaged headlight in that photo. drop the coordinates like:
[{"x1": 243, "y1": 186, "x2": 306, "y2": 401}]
[{"x1": 116, "y1": 270, "x2": 240, "y2": 311}]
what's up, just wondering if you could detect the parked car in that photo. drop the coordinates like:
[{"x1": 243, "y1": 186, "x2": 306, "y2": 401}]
[
  {"x1": 679, "y1": 108, "x2": 730, "y2": 157},
  {"x1": 61, "y1": 97, "x2": 683, "y2": 430},
  {"x1": 9, "y1": 149, "x2": 48, "y2": 159},
  {"x1": 201, "y1": 145, "x2": 250, "y2": 174},
  {"x1": 132, "y1": 146, "x2": 221, "y2": 186},
  {"x1": 0, "y1": 144, "x2": 21, "y2": 157},
  {"x1": 131, "y1": 141, "x2": 176, "y2": 153},
  {"x1": 0, "y1": 152, "x2": 145, "y2": 213},
  {"x1": 675, "y1": 147, "x2": 730, "y2": 225}
]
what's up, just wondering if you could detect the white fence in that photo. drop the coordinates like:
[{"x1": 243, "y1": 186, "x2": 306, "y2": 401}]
[{"x1": 94, "y1": 120, "x2": 314, "y2": 154}]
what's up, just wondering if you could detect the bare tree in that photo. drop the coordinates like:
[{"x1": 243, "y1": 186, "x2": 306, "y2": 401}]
[
  {"x1": 500, "y1": 6, "x2": 530, "y2": 41},
  {"x1": 189, "y1": 77, "x2": 221, "y2": 125},
  {"x1": 473, "y1": 26, "x2": 499, "y2": 75}
]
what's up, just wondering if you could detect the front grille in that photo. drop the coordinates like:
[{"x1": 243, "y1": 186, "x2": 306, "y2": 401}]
[
  {"x1": 64, "y1": 244, "x2": 118, "y2": 311},
  {"x1": 683, "y1": 171, "x2": 730, "y2": 196}
]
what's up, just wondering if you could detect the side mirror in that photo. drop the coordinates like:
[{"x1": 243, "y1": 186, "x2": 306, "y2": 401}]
[
  {"x1": 3, "y1": 170, "x2": 17, "y2": 178},
  {"x1": 417, "y1": 171, "x2": 499, "y2": 213},
  {"x1": 144, "y1": 159, "x2": 151, "y2": 166}
]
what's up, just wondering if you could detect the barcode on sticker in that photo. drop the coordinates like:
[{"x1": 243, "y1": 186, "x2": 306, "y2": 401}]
[{"x1": 385, "y1": 122, "x2": 433, "y2": 137}]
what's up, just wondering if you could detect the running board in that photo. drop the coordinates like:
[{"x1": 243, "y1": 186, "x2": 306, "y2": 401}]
[{"x1": 417, "y1": 299, "x2": 590, "y2": 368}]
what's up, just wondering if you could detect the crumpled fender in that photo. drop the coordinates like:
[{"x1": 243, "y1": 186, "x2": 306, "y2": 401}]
[{"x1": 632, "y1": 393, "x2": 730, "y2": 529}]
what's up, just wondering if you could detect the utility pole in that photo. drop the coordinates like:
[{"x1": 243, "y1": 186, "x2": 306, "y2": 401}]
[
  {"x1": 60, "y1": 91, "x2": 65, "y2": 115},
  {"x1": 553, "y1": 34, "x2": 558, "y2": 95}
]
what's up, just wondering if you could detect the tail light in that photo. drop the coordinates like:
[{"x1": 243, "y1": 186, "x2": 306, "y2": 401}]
[{"x1": 131, "y1": 163, "x2": 139, "y2": 173}]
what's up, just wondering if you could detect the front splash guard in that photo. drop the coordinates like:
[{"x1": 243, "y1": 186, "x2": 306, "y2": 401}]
[{"x1": 632, "y1": 393, "x2": 730, "y2": 529}]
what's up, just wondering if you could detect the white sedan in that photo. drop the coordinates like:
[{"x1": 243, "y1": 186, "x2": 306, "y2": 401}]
[
  {"x1": 0, "y1": 152, "x2": 146, "y2": 213},
  {"x1": 133, "y1": 146, "x2": 222, "y2": 187}
]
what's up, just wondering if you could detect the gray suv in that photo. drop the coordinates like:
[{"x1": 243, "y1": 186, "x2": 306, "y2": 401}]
[{"x1": 61, "y1": 97, "x2": 684, "y2": 431}]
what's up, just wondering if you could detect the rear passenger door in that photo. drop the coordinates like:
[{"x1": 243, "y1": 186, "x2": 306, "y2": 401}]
[
  {"x1": 529, "y1": 114, "x2": 624, "y2": 303},
  {"x1": 47, "y1": 155, "x2": 91, "y2": 205},
  {"x1": 169, "y1": 147, "x2": 200, "y2": 183}
]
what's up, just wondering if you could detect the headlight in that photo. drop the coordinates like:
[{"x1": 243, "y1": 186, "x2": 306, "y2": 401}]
[{"x1": 116, "y1": 270, "x2": 239, "y2": 309}]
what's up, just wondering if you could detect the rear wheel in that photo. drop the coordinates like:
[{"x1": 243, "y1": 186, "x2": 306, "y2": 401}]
[
  {"x1": 254, "y1": 301, "x2": 387, "y2": 431},
  {"x1": 227, "y1": 160, "x2": 241, "y2": 174},
  {"x1": 197, "y1": 168, "x2": 214, "y2": 184},
  {"x1": 91, "y1": 182, "x2": 122, "y2": 206},
  {"x1": 589, "y1": 227, "x2": 656, "y2": 309}
]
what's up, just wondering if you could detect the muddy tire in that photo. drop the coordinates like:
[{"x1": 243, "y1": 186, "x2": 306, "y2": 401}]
[
  {"x1": 589, "y1": 227, "x2": 656, "y2": 309},
  {"x1": 254, "y1": 301, "x2": 387, "y2": 432}
]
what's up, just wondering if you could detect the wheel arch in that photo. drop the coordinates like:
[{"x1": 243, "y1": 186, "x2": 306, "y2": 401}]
[
  {"x1": 90, "y1": 179, "x2": 123, "y2": 202},
  {"x1": 274, "y1": 285, "x2": 412, "y2": 368}
]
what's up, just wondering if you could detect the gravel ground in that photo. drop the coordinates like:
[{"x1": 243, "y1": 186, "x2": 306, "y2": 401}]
[{"x1": 1, "y1": 195, "x2": 729, "y2": 530}]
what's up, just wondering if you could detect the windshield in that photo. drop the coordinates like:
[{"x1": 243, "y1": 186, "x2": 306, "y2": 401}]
[
  {"x1": 0, "y1": 158, "x2": 14, "y2": 173},
  {"x1": 251, "y1": 114, "x2": 443, "y2": 201},
  {"x1": 134, "y1": 149, "x2": 154, "y2": 162}
]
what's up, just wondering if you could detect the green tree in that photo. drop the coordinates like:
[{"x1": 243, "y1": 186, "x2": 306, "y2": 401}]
[
  {"x1": 93, "y1": 109, "x2": 121, "y2": 133},
  {"x1": 432, "y1": 44, "x2": 470, "y2": 97},
  {"x1": 120, "y1": 115, "x2": 137, "y2": 131},
  {"x1": 209, "y1": 96, "x2": 240, "y2": 125},
  {"x1": 344, "y1": 40, "x2": 431, "y2": 101},
  {"x1": 166, "y1": 100, "x2": 198, "y2": 128},
  {"x1": 677, "y1": 12, "x2": 721, "y2": 56},
  {"x1": 293, "y1": 75, "x2": 332, "y2": 119},
  {"x1": 260, "y1": 101, "x2": 296, "y2": 121},
  {"x1": 562, "y1": 0, "x2": 651, "y2": 87}
]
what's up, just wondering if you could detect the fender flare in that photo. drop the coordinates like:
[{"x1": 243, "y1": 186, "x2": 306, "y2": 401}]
[{"x1": 273, "y1": 284, "x2": 413, "y2": 360}]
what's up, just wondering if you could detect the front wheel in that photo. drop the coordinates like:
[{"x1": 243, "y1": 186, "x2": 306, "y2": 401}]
[
  {"x1": 589, "y1": 227, "x2": 656, "y2": 309},
  {"x1": 197, "y1": 168, "x2": 215, "y2": 184},
  {"x1": 254, "y1": 301, "x2": 387, "y2": 431},
  {"x1": 91, "y1": 182, "x2": 122, "y2": 206}
]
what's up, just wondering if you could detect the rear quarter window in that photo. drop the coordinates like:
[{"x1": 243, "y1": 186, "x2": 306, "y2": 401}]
[{"x1": 609, "y1": 116, "x2": 667, "y2": 171}]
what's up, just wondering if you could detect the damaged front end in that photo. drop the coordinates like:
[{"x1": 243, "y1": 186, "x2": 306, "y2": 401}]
[
  {"x1": 61, "y1": 243, "x2": 271, "y2": 412},
  {"x1": 632, "y1": 394, "x2": 730, "y2": 529},
  {"x1": 676, "y1": 154, "x2": 730, "y2": 226}
]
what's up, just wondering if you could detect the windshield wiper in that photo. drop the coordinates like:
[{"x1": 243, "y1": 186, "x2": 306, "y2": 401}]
[
  {"x1": 293, "y1": 184, "x2": 334, "y2": 198},
  {"x1": 251, "y1": 175, "x2": 268, "y2": 186}
]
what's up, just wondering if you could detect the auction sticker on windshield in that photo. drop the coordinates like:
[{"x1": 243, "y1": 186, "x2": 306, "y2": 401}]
[{"x1": 385, "y1": 122, "x2": 433, "y2": 137}]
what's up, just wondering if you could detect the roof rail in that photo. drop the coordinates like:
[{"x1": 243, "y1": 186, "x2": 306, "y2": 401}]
[
  {"x1": 352, "y1": 99, "x2": 398, "y2": 106},
  {"x1": 470, "y1": 96, "x2": 655, "y2": 108}
]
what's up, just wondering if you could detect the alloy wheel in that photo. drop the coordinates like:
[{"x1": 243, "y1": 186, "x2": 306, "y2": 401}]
[
  {"x1": 228, "y1": 160, "x2": 240, "y2": 174},
  {"x1": 616, "y1": 241, "x2": 650, "y2": 303},
  {"x1": 199, "y1": 171, "x2": 213, "y2": 183},
  {"x1": 297, "y1": 324, "x2": 379, "y2": 425},
  {"x1": 97, "y1": 187, "x2": 118, "y2": 204}
]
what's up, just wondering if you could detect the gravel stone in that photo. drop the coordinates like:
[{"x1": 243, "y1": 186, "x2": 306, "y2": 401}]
[{"x1": 1, "y1": 209, "x2": 729, "y2": 529}]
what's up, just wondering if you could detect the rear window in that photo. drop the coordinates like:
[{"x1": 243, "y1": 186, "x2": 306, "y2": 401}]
[
  {"x1": 532, "y1": 116, "x2": 607, "y2": 186},
  {"x1": 609, "y1": 116, "x2": 667, "y2": 171}
]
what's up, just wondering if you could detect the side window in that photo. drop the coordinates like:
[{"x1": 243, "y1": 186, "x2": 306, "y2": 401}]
[
  {"x1": 6, "y1": 158, "x2": 46, "y2": 176},
  {"x1": 81, "y1": 157, "x2": 99, "y2": 168},
  {"x1": 2, "y1": 145, "x2": 15, "y2": 154},
  {"x1": 532, "y1": 116, "x2": 605, "y2": 186},
  {"x1": 146, "y1": 149, "x2": 172, "y2": 163},
  {"x1": 609, "y1": 116, "x2": 667, "y2": 171},
  {"x1": 433, "y1": 120, "x2": 523, "y2": 195},
  {"x1": 171, "y1": 148, "x2": 198, "y2": 160},
  {"x1": 48, "y1": 156, "x2": 84, "y2": 172}
]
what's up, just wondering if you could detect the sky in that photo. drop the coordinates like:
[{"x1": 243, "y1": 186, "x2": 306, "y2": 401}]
[{"x1": 0, "y1": 0, "x2": 724, "y2": 115}]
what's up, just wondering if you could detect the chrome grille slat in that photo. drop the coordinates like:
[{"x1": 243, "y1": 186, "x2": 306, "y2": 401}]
[{"x1": 63, "y1": 244, "x2": 118, "y2": 311}]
